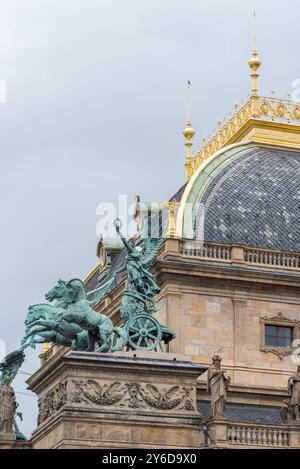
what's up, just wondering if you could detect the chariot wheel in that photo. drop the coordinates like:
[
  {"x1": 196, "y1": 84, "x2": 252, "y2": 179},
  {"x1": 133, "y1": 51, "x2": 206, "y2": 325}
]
[{"x1": 125, "y1": 314, "x2": 162, "y2": 351}]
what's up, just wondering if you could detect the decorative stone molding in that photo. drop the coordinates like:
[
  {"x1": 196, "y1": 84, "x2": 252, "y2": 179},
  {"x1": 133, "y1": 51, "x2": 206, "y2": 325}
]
[
  {"x1": 261, "y1": 312, "x2": 298, "y2": 324},
  {"x1": 29, "y1": 351, "x2": 205, "y2": 448},
  {"x1": 260, "y1": 346, "x2": 295, "y2": 360},
  {"x1": 71, "y1": 379, "x2": 195, "y2": 411},
  {"x1": 38, "y1": 381, "x2": 68, "y2": 425},
  {"x1": 260, "y1": 313, "x2": 300, "y2": 359},
  {"x1": 37, "y1": 378, "x2": 196, "y2": 425}
]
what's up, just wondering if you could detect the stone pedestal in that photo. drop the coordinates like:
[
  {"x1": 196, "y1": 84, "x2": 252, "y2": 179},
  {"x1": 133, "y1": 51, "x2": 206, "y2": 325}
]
[
  {"x1": 288, "y1": 423, "x2": 300, "y2": 448},
  {"x1": 206, "y1": 418, "x2": 229, "y2": 449},
  {"x1": 27, "y1": 350, "x2": 206, "y2": 449},
  {"x1": 0, "y1": 434, "x2": 16, "y2": 449}
]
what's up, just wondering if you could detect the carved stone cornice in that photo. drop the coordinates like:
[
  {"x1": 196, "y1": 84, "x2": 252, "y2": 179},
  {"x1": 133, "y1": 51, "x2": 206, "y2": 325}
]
[{"x1": 28, "y1": 350, "x2": 206, "y2": 397}]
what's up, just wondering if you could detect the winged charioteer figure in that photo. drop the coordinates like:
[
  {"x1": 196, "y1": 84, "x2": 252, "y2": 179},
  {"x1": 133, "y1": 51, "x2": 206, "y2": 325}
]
[{"x1": 114, "y1": 217, "x2": 176, "y2": 351}]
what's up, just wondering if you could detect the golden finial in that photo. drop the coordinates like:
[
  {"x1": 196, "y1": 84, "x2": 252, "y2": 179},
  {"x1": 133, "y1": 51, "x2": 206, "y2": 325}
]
[
  {"x1": 183, "y1": 80, "x2": 195, "y2": 180},
  {"x1": 234, "y1": 100, "x2": 239, "y2": 113},
  {"x1": 248, "y1": 11, "x2": 262, "y2": 97}
]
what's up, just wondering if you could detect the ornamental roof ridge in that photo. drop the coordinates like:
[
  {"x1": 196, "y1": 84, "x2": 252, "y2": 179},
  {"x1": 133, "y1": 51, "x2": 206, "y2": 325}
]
[{"x1": 186, "y1": 95, "x2": 300, "y2": 180}]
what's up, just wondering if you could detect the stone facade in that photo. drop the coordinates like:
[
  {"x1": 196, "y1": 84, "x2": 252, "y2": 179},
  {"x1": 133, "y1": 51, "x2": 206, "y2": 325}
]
[
  {"x1": 97, "y1": 237, "x2": 300, "y2": 395},
  {"x1": 18, "y1": 146, "x2": 300, "y2": 448},
  {"x1": 80, "y1": 237, "x2": 300, "y2": 449},
  {"x1": 18, "y1": 235, "x2": 300, "y2": 449},
  {"x1": 154, "y1": 239, "x2": 300, "y2": 392},
  {"x1": 24, "y1": 347, "x2": 300, "y2": 449},
  {"x1": 28, "y1": 351, "x2": 206, "y2": 449}
]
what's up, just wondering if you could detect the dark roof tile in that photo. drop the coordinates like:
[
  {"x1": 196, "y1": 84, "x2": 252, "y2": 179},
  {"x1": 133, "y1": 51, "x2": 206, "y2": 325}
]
[
  {"x1": 198, "y1": 401, "x2": 282, "y2": 425},
  {"x1": 197, "y1": 146, "x2": 300, "y2": 251}
]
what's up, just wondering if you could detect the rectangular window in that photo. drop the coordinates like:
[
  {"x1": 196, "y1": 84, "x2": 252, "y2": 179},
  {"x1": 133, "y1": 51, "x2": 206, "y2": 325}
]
[{"x1": 265, "y1": 325, "x2": 293, "y2": 347}]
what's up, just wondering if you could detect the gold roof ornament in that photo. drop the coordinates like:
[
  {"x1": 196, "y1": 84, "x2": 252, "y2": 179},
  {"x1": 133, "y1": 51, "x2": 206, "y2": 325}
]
[
  {"x1": 183, "y1": 80, "x2": 195, "y2": 180},
  {"x1": 248, "y1": 11, "x2": 262, "y2": 98},
  {"x1": 183, "y1": 13, "x2": 300, "y2": 181}
]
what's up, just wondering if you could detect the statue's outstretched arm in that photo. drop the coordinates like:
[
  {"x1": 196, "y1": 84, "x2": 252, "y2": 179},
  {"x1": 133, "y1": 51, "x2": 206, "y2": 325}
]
[
  {"x1": 114, "y1": 219, "x2": 134, "y2": 254},
  {"x1": 118, "y1": 230, "x2": 134, "y2": 253}
]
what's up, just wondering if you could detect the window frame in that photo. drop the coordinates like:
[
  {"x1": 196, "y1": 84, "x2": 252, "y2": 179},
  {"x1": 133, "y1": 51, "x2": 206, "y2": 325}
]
[
  {"x1": 260, "y1": 314, "x2": 297, "y2": 350},
  {"x1": 264, "y1": 324, "x2": 293, "y2": 348}
]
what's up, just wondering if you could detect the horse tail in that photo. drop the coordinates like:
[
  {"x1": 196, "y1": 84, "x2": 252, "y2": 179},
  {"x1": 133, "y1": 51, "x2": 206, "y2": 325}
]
[{"x1": 111, "y1": 327, "x2": 128, "y2": 352}]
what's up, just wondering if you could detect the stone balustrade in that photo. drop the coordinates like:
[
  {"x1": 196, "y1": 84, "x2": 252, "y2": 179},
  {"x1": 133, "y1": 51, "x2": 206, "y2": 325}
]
[
  {"x1": 244, "y1": 248, "x2": 300, "y2": 269},
  {"x1": 181, "y1": 241, "x2": 232, "y2": 261},
  {"x1": 180, "y1": 240, "x2": 300, "y2": 271},
  {"x1": 228, "y1": 424, "x2": 289, "y2": 448}
]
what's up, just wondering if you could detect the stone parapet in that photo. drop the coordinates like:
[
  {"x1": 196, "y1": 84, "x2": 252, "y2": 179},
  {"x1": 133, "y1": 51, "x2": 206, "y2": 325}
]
[
  {"x1": 0, "y1": 434, "x2": 30, "y2": 450},
  {"x1": 27, "y1": 350, "x2": 206, "y2": 449}
]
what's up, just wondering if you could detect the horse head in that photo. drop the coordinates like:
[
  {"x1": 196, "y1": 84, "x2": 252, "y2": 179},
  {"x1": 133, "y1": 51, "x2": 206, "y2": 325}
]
[
  {"x1": 45, "y1": 279, "x2": 67, "y2": 302},
  {"x1": 65, "y1": 279, "x2": 87, "y2": 303},
  {"x1": 25, "y1": 304, "x2": 48, "y2": 326}
]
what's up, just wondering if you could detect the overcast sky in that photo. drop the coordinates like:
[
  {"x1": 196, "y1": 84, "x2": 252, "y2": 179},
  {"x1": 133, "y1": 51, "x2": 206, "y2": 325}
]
[{"x1": 0, "y1": 0, "x2": 299, "y2": 437}]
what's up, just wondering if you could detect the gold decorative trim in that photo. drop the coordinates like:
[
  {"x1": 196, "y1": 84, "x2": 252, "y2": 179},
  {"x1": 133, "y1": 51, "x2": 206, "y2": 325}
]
[
  {"x1": 187, "y1": 95, "x2": 300, "y2": 179},
  {"x1": 82, "y1": 264, "x2": 100, "y2": 285}
]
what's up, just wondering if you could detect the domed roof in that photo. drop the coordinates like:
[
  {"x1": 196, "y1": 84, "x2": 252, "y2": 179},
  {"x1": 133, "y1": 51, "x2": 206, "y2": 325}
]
[{"x1": 181, "y1": 144, "x2": 300, "y2": 252}]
